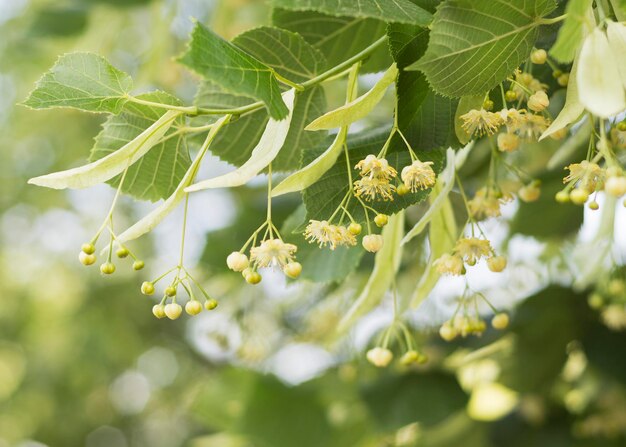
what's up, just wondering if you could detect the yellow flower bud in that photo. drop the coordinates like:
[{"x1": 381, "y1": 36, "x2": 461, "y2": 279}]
[
  {"x1": 164, "y1": 303, "x2": 182, "y2": 320},
  {"x1": 152, "y1": 304, "x2": 166, "y2": 319},
  {"x1": 497, "y1": 133, "x2": 520, "y2": 152},
  {"x1": 362, "y1": 234, "x2": 384, "y2": 253},
  {"x1": 439, "y1": 323, "x2": 457, "y2": 341},
  {"x1": 366, "y1": 347, "x2": 393, "y2": 367},
  {"x1": 79, "y1": 251, "x2": 96, "y2": 266},
  {"x1": 348, "y1": 222, "x2": 362, "y2": 235},
  {"x1": 487, "y1": 256, "x2": 507, "y2": 273},
  {"x1": 605, "y1": 176, "x2": 626, "y2": 197},
  {"x1": 492, "y1": 313, "x2": 510, "y2": 330},
  {"x1": 374, "y1": 214, "x2": 389, "y2": 227},
  {"x1": 226, "y1": 251, "x2": 249, "y2": 272},
  {"x1": 185, "y1": 300, "x2": 203, "y2": 316},
  {"x1": 141, "y1": 281, "x2": 155, "y2": 295},
  {"x1": 530, "y1": 49, "x2": 547, "y2": 64},
  {"x1": 283, "y1": 261, "x2": 302, "y2": 279},
  {"x1": 527, "y1": 91, "x2": 549, "y2": 112}
]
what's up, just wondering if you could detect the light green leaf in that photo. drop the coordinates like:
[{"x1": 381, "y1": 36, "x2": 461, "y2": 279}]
[
  {"x1": 337, "y1": 210, "x2": 405, "y2": 333},
  {"x1": 401, "y1": 146, "x2": 469, "y2": 244},
  {"x1": 177, "y1": 22, "x2": 288, "y2": 120},
  {"x1": 549, "y1": 0, "x2": 594, "y2": 63},
  {"x1": 454, "y1": 95, "x2": 484, "y2": 144},
  {"x1": 272, "y1": 9, "x2": 391, "y2": 73},
  {"x1": 28, "y1": 110, "x2": 180, "y2": 189},
  {"x1": 186, "y1": 90, "x2": 296, "y2": 192},
  {"x1": 410, "y1": 0, "x2": 557, "y2": 97},
  {"x1": 90, "y1": 91, "x2": 191, "y2": 202},
  {"x1": 610, "y1": 0, "x2": 626, "y2": 21},
  {"x1": 540, "y1": 53, "x2": 584, "y2": 140},
  {"x1": 272, "y1": 127, "x2": 347, "y2": 197},
  {"x1": 577, "y1": 27, "x2": 626, "y2": 118},
  {"x1": 410, "y1": 195, "x2": 457, "y2": 308},
  {"x1": 117, "y1": 116, "x2": 230, "y2": 244},
  {"x1": 22, "y1": 52, "x2": 133, "y2": 113},
  {"x1": 271, "y1": 0, "x2": 432, "y2": 25},
  {"x1": 306, "y1": 63, "x2": 398, "y2": 130},
  {"x1": 607, "y1": 21, "x2": 626, "y2": 90}
]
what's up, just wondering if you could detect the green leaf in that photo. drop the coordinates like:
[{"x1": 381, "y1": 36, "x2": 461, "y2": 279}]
[
  {"x1": 177, "y1": 22, "x2": 288, "y2": 120},
  {"x1": 306, "y1": 64, "x2": 398, "y2": 130},
  {"x1": 117, "y1": 116, "x2": 231, "y2": 244},
  {"x1": 28, "y1": 110, "x2": 180, "y2": 190},
  {"x1": 89, "y1": 91, "x2": 191, "y2": 202},
  {"x1": 22, "y1": 52, "x2": 133, "y2": 113},
  {"x1": 282, "y1": 205, "x2": 365, "y2": 282},
  {"x1": 271, "y1": 0, "x2": 432, "y2": 25},
  {"x1": 409, "y1": 0, "x2": 557, "y2": 97},
  {"x1": 550, "y1": 0, "x2": 594, "y2": 63},
  {"x1": 186, "y1": 90, "x2": 296, "y2": 192},
  {"x1": 540, "y1": 53, "x2": 584, "y2": 140},
  {"x1": 387, "y1": 22, "x2": 430, "y2": 68},
  {"x1": 611, "y1": 0, "x2": 626, "y2": 21},
  {"x1": 272, "y1": 9, "x2": 391, "y2": 73},
  {"x1": 337, "y1": 211, "x2": 405, "y2": 333},
  {"x1": 193, "y1": 26, "x2": 328, "y2": 172},
  {"x1": 302, "y1": 128, "x2": 445, "y2": 223}
]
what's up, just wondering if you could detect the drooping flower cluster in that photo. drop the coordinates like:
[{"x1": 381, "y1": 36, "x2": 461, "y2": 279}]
[
  {"x1": 468, "y1": 187, "x2": 513, "y2": 220},
  {"x1": 434, "y1": 237, "x2": 506, "y2": 275},
  {"x1": 401, "y1": 160, "x2": 436, "y2": 192},
  {"x1": 227, "y1": 236, "x2": 302, "y2": 284},
  {"x1": 304, "y1": 220, "x2": 357, "y2": 250},
  {"x1": 353, "y1": 154, "x2": 397, "y2": 201}
]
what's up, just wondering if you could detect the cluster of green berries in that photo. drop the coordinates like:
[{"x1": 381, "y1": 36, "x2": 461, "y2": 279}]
[{"x1": 79, "y1": 242, "x2": 144, "y2": 273}]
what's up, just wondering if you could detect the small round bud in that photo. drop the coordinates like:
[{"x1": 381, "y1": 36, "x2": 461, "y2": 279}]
[
  {"x1": 245, "y1": 271, "x2": 262, "y2": 285},
  {"x1": 226, "y1": 251, "x2": 249, "y2": 272},
  {"x1": 505, "y1": 90, "x2": 518, "y2": 102},
  {"x1": 519, "y1": 73, "x2": 533, "y2": 84},
  {"x1": 164, "y1": 286, "x2": 177, "y2": 297},
  {"x1": 491, "y1": 313, "x2": 510, "y2": 330},
  {"x1": 362, "y1": 234, "x2": 384, "y2": 253},
  {"x1": 617, "y1": 121, "x2": 626, "y2": 132},
  {"x1": 79, "y1": 251, "x2": 96, "y2": 266},
  {"x1": 133, "y1": 260, "x2": 145, "y2": 271},
  {"x1": 81, "y1": 243, "x2": 96, "y2": 254},
  {"x1": 185, "y1": 300, "x2": 203, "y2": 316},
  {"x1": 204, "y1": 299, "x2": 218, "y2": 310},
  {"x1": 152, "y1": 304, "x2": 166, "y2": 319},
  {"x1": 607, "y1": 279, "x2": 625, "y2": 296},
  {"x1": 557, "y1": 73, "x2": 569, "y2": 86},
  {"x1": 552, "y1": 69, "x2": 563, "y2": 78},
  {"x1": 527, "y1": 91, "x2": 549, "y2": 112},
  {"x1": 164, "y1": 303, "x2": 182, "y2": 320},
  {"x1": 497, "y1": 132, "x2": 520, "y2": 152},
  {"x1": 588, "y1": 293, "x2": 604, "y2": 309},
  {"x1": 348, "y1": 222, "x2": 362, "y2": 235},
  {"x1": 487, "y1": 256, "x2": 507, "y2": 273},
  {"x1": 570, "y1": 188, "x2": 589, "y2": 205},
  {"x1": 100, "y1": 262, "x2": 116, "y2": 275},
  {"x1": 518, "y1": 183, "x2": 541, "y2": 202},
  {"x1": 283, "y1": 261, "x2": 302, "y2": 279},
  {"x1": 605, "y1": 176, "x2": 626, "y2": 197},
  {"x1": 397, "y1": 184, "x2": 410, "y2": 196},
  {"x1": 400, "y1": 350, "x2": 420, "y2": 366},
  {"x1": 483, "y1": 99, "x2": 494, "y2": 111},
  {"x1": 374, "y1": 214, "x2": 389, "y2": 228},
  {"x1": 588, "y1": 201, "x2": 600, "y2": 210},
  {"x1": 530, "y1": 49, "x2": 547, "y2": 64},
  {"x1": 141, "y1": 281, "x2": 155, "y2": 295},
  {"x1": 555, "y1": 190, "x2": 570, "y2": 203},
  {"x1": 366, "y1": 347, "x2": 393, "y2": 367},
  {"x1": 439, "y1": 324, "x2": 457, "y2": 342},
  {"x1": 116, "y1": 247, "x2": 129, "y2": 258}
]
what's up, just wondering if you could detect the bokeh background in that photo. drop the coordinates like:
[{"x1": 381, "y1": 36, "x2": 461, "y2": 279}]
[{"x1": 1, "y1": 1, "x2": 626, "y2": 446}]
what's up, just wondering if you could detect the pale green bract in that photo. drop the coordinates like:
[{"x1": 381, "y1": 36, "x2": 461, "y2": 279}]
[
  {"x1": 607, "y1": 21, "x2": 626, "y2": 90},
  {"x1": 305, "y1": 64, "x2": 398, "y2": 130},
  {"x1": 178, "y1": 22, "x2": 289, "y2": 120},
  {"x1": 22, "y1": 52, "x2": 133, "y2": 113},
  {"x1": 577, "y1": 27, "x2": 626, "y2": 118},
  {"x1": 116, "y1": 116, "x2": 231, "y2": 244},
  {"x1": 185, "y1": 89, "x2": 296, "y2": 192},
  {"x1": 540, "y1": 54, "x2": 584, "y2": 140},
  {"x1": 454, "y1": 95, "x2": 484, "y2": 145},
  {"x1": 549, "y1": 0, "x2": 593, "y2": 63},
  {"x1": 337, "y1": 210, "x2": 405, "y2": 334},
  {"x1": 410, "y1": 0, "x2": 557, "y2": 97},
  {"x1": 271, "y1": 0, "x2": 432, "y2": 26},
  {"x1": 28, "y1": 110, "x2": 180, "y2": 190},
  {"x1": 271, "y1": 127, "x2": 347, "y2": 197}
]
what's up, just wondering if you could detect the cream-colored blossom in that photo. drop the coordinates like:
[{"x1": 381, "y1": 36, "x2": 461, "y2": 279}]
[
  {"x1": 354, "y1": 177, "x2": 396, "y2": 201},
  {"x1": 468, "y1": 187, "x2": 512, "y2": 220},
  {"x1": 512, "y1": 113, "x2": 550, "y2": 140},
  {"x1": 401, "y1": 160, "x2": 436, "y2": 192},
  {"x1": 564, "y1": 160, "x2": 605, "y2": 191},
  {"x1": 304, "y1": 220, "x2": 356, "y2": 250},
  {"x1": 355, "y1": 155, "x2": 397, "y2": 180},
  {"x1": 434, "y1": 253, "x2": 464, "y2": 276},
  {"x1": 250, "y1": 238, "x2": 297, "y2": 268},
  {"x1": 454, "y1": 238, "x2": 493, "y2": 265},
  {"x1": 460, "y1": 109, "x2": 504, "y2": 137}
]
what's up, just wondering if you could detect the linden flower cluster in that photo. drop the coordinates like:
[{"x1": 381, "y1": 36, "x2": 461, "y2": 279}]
[
  {"x1": 227, "y1": 238, "x2": 302, "y2": 284},
  {"x1": 79, "y1": 242, "x2": 144, "y2": 273},
  {"x1": 434, "y1": 237, "x2": 506, "y2": 276},
  {"x1": 304, "y1": 219, "x2": 385, "y2": 253},
  {"x1": 353, "y1": 155, "x2": 397, "y2": 201},
  {"x1": 468, "y1": 187, "x2": 513, "y2": 220},
  {"x1": 439, "y1": 312, "x2": 510, "y2": 341},
  {"x1": 557, "y1": 157, "x2": 626, "y2": 207}
]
